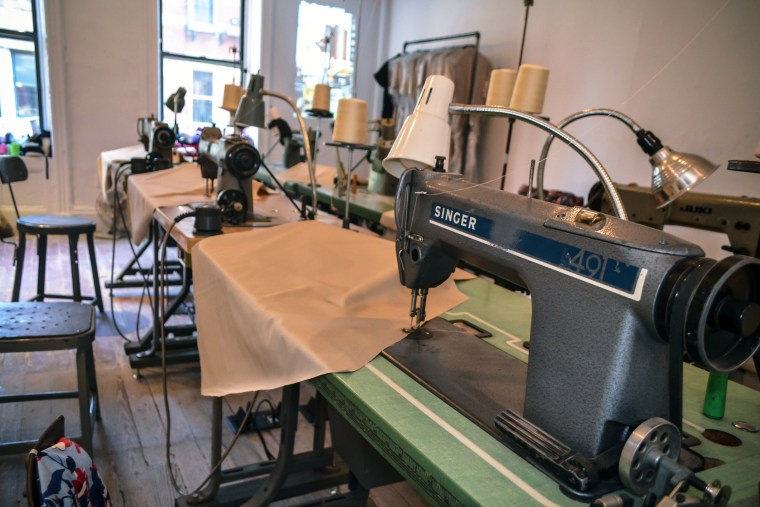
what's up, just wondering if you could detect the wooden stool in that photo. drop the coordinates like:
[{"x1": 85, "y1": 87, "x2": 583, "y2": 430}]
[
  {"x1": 0, "y1": 302, "x2": 100, "y2": 456},
  {"x1": 12, "y1": 215, "x2": 104, "y2": 313}
]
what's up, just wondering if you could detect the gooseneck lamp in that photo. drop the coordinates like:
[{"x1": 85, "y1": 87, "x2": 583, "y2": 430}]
[
  {"x1": 384, "y1": 76, "x2": 628, "y2": 220},
  {"x1": 536, "y1": 108, "x2": 719, "y2": 208},
  {"x1": 165, "y1": 86, "x2": 187, "y2": 133},
  {"x1": 234, "y1": 73, "x2": 318, "y2": 217}
]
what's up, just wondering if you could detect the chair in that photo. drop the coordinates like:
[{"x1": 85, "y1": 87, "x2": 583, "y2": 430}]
[
  {"x1": 0, "y1": 302, "x2": 100, "y2": 457},
  {"x1": 25, "y1": 415, "x2": 112, "y2": 506},
  {"x1": 0, "y1": 156, "x2": 104, "y2": 312}
]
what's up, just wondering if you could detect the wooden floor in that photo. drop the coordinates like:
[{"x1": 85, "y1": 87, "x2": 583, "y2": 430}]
[{"x1": 0, "y1": 232, "x2": 429, "y2": 507}]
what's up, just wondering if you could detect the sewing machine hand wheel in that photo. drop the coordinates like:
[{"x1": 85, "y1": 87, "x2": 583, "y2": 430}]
[
  {"x1": 619, "y1": 417, "x2": 681, "y2": 496},
  {"x1": 684, "y1": 257, "x2": 760, "y2": 372},
  {"x1": 216, "y1": 189, "x2": 247, "y2": 224},
  {"x1": 225, "y1": 143, "x2": 261, "y2": 179},
  {"x1": 620, "y1": 418, "x2": 732, "y2": 505}
]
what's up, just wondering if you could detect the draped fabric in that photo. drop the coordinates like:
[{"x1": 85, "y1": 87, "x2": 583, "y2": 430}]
[
  {"x1": 34, "y1": 438, "x2": 112, "y2": 507},
  {"x1": 384, "y1": 46, "x2": 492, "y2": 178}
]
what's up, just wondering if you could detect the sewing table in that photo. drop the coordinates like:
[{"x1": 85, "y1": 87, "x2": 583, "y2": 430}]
[{"x1": 185, "y1": 251, "x2": 760, "y2": 506}]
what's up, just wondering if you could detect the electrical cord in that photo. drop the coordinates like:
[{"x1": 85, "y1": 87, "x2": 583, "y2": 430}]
[
  {"x1": 259, "y1": 160, "x2": 309, "y2": 219},
  {"x1": 159, "y1": 212, "x2": 261, "y2": 497},
  {"x1": 253, "y1": 397, "x2": 279, "y2": 460},
  {"x1": 108, "y1": 163, "x2": 153, "y2": 342}
]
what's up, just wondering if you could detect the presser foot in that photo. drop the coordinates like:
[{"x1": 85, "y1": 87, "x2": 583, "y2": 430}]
[{"x1": 401, "y1": 325, "x2": 434, "y2": 339}]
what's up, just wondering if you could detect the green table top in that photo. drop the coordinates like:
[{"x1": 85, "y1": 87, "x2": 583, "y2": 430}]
[
  {"x1": 315, "y1": 277, "x2": 760, "y2": 506},
  {"x1": 255, "y1": 165, "x2": 395, "y2": 225},
  {"x1": 283, "y1": 180, "x2": 394, "y2": 225}
]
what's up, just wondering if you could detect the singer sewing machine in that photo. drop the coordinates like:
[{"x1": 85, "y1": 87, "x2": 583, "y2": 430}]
[
  {"x1": 137, "y1": 116, "x2": 175, "y2": 165},
  {"x1": 387, "y1": 168, "x2": 760, "y2": 500},
  {"x1": 197, "y1": 126, "x2": 262, "y2": 224},
  {"x1": 590, "y1": 182, "x2": 760, "y2": 258}
]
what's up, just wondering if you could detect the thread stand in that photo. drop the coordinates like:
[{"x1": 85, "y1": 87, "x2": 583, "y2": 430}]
[
  {"x1": 326, "y1": 141, "x2": 374, "y2": 229},
  {"x1": 305, "y1": 109, "x2": 333, "y2": 168}
]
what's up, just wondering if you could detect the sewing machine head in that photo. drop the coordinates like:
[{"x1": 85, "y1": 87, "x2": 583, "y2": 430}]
[
  {"x1": 137, "y1": 116, "x2": 175, "y2": 163},
  {"x1": 393, "y1": 167, "x2": 760, "y2": 493},
  {"x1": 590, "y1": 181, "x2": 760, "y2": 258},
  {"x1": 197, "y1": 127, "x2": 261, "y2": 223}
]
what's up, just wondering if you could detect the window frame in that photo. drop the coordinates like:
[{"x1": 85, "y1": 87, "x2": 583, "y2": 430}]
[
  {"x1": 0, "y1": 0, "x2": 45, "y2": 133},
  {"x1": 158, "y1": 0, "x2": 246, "y2": 124}
]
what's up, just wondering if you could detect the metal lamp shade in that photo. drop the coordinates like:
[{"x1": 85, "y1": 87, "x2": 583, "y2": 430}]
[
  {"x1": 165, "y1": 87, "x2": 187, "y2": 113},
  {"x1": 651, "y1": 147, "x2": 719, "y2": 208},
  {"x1": 234, "y1": 74, "x2": 266, "y2": 128}
]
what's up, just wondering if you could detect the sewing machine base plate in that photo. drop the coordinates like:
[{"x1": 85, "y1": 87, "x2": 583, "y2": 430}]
[
  {"x1": 382, "y1": 317, "x2": 623, "y2": 501},
  {"x1": 383, "y1": 317, "x2": 527, "y2": 436}
]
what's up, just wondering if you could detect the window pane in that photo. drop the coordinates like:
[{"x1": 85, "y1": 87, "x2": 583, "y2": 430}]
[
  {"x1": 295, "y1": 1, "x2": 355, "y2": 111},
  {"x1": 161, "y1": 0, "x2": 242, "y2": 62},
  {"x1": 12, "y1": 50, "x2": 38, "y2": 116},
  {"x1": 162, "y1": 57, "x2": 239, "y2": 134},
  {"x1": 193, "y1": 99, "x2": 212, "y2": 123},
  {"x1": 0, "y1": 0, "x2": 34, "y2": 33},
  {"x1": 193, "y1": 0, "x2": 213, "y2": 23},
  {"x1": 0, "y1": 37, "x2": 38, "y2": 139},
  {"x1": 193, "y1": 70, "x2": 213, "y2": 97}
]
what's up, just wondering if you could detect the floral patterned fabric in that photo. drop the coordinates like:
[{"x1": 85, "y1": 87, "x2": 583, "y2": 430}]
[{"x1": 34, "y1": 438, "x2": 112, "y2": 507}]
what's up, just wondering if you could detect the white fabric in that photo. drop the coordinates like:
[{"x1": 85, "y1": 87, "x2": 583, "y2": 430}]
[
  {"x1": 380, "y1": 209, "x2": 396, "y2": 232},
  {"x1": 97, "y1": 144, "x2": 146, "y2": 199},
  {"x1": 193, "y1": 220, "x2": 468, "y2": 396},
  {"x1": 126, "y1": 163, "x2": 213, "y2": 244}
]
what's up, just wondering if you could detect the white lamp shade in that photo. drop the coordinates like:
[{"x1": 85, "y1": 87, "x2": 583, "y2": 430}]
[{"x1": 383, "y1": 75, "x2": 455, "y2": 178}]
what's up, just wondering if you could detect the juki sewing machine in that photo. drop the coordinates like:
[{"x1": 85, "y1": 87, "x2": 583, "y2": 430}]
[
  {"x1": 590, "y1": 182, "x2": 760, "y2": 258},
  {"x1": 197, "y1": 126, "x2": 262, "y2": 224},
  {"x1": 388, "y1": 168, "x2": 760, "y2": 501}
]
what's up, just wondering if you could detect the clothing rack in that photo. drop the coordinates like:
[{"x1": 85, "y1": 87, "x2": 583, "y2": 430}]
[
  {"x1": 402, "y1": 31, "x2": 481, "y2": 175},
  {"x1": 403, "y1": 31, "x2": 480, "y2": 106}
]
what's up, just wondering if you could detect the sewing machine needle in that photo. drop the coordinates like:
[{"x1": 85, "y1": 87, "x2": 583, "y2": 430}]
[
  {"x1": 417, "y1": 288, "x2": 428, "y2": 327},
  {"x1": 409, "y1": 289, "x2": 418, "y2": 318}
]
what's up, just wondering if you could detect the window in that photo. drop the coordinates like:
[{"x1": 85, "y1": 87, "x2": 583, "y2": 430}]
[
  {"x1": 0, "y1": 0, "x2": 45, "y2": 144},
  {"x1": 160, "y1": 0, "x2": 245, "y2": 134},
  {"x1": 192, "y1": 70, "x2": 213, "y2": 123},
  {"x1": 12, "y1": 50, "x2": 38, "y2": 116},
  {"x1": 294, "y1": 1, "x2": 356, "y2": 112}
]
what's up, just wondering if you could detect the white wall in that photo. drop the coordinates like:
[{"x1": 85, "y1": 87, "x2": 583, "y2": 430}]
[
  {"x1": 59, "y1": 0, "x2": 158, "y2": 216},
  {"x1": 385, "y1": 0, "x2": 760, "y2": 257},
  {"x1": 0, "y1": 0, "x2": 158, "y2": 224}
]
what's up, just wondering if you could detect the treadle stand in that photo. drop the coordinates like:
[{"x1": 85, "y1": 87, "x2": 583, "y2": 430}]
[
  {"x1": 125, "y1": 217, "x2": 199, "y2": 369},
  {"x1": 176, "y1": 384, "x2": 367, "y2": 507}
]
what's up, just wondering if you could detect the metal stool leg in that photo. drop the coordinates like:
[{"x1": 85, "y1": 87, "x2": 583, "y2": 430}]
[
  {"x1": 86, "y1": 231, "x2": 104, "y2": 313},
  {"x1": 68, "y1": 233, "x2": 82, "y2": 302},
  {"x1": 85, "y1": 345, "x2": 101, "y2": 420},
  {"x1": 11, "y1": 230, "x2": 26, "y2": 301},
  {"x1": 36, "y1": 233, "x2": 48, "y2": 301},
  {"x1": 76, "y1": 345, "x2": 94, "y2": 455}
]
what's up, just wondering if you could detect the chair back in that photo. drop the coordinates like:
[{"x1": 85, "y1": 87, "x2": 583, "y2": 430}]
[
  {"x1": 25, "y1": 415, "x2": 65, "y2": 506},
  {"x1": 0, "y1": 156, "x2": 28, "y2": 218},
  {"x1": 25, "y1": 415, "x2": 112, "y2": 507},
  {"x1": 0, "y1": 156, "x2": 28, "y2": 185}
]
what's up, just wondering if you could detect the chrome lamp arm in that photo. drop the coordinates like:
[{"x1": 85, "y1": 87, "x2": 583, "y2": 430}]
[
  {"x1": 260, "y1": 89, "x2": 319, "y2": 218},
  {"x1": 536, "y1": 109, "x2": 643, "y2": 203},
  {"x1": 535, "y1": 108, "x2": 718, "y2": 209},
  {"x1": 448, "y1": 104, "x2": 628, "y2": 220}
]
